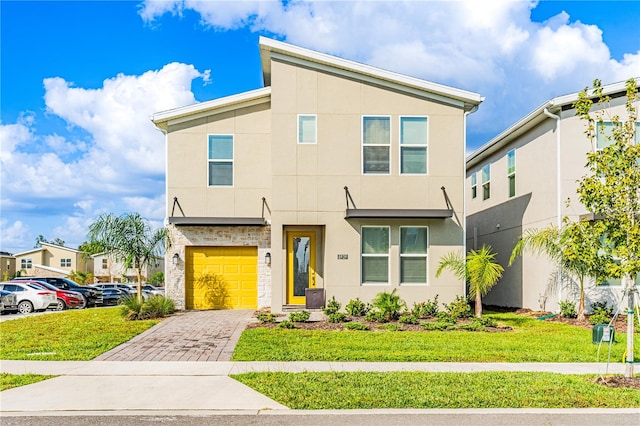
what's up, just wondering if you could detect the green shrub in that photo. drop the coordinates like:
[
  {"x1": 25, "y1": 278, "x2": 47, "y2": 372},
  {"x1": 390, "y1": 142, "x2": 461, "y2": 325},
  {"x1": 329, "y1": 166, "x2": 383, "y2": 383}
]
[
  {"x1": 278, "y1": 320, "x2": 296, "y2": 329},
  {"x1": 289, "y1": 311, "x2": 311, "y2": 323},
  {"x1": 256, "y1": 312, "x2": 277, "y2": 323},
  {"x1": 473, "y1": 316, "x2": 498, "y2": 328},
  {"x1": 120, "y1": 295, "x2": 145, "y2": 320},
  {"x1": 459, "y1": 321, "x2": 487, "y2": 332},
  {"x1": 327, "y1": 312, "x2": 348, "y2": 323},
  {"x1": 420, "y1": 320, "x2": 456, "y2": 331},
  {"x1": 364, "y1": 310, "x2": 387, "y2": 323},
  {"x1": 143, "y1": 295, "x2": 175, "y2": 318},
  {"x1": 589, "y1": 301, "x2": 613, "y2": 325},
  {"x1": 443, "y1": 296, "x2": 472, "y2": 321},
  {"x1": 559, "y1": 300, "x2": 577, "y2": 319},
  {"x1": 371, "y1": 289, "x2": 406, "y2": 321},
  {"x1": 323, "y1": 296, "x2": 341, "y2": 315},
  {"x1": 343, "y1": 321, "x2": 369, "y2": 330},
  {"x1": 412, "y1": 295, "x2": 439, "y2": 318},
  {"x1": 345, "y1": 298, "x2": 370, "y2": 316},
  {"x1": 398, "y1": 314, "x2": 419, "y2": 324},
  {"x1": 381, "y1": 323, "x2": 403, "y2": 332}
]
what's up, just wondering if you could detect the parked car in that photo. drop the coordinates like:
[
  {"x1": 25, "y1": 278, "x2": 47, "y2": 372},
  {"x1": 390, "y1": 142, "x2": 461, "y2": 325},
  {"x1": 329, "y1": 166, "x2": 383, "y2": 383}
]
[
  {"x1": 140, "y1": 285, "x2": 165, "y2": 296},
  {"x1": 95, "y1": 283, "x2": 152, "y2": 300},
  {"x1": 0, "y1": 282, "x2": 57, "y2": 314},
  {"x1": 101, "y1": 288, "x2": 128, "y2": 306},
  {"x1": 13, "y1": 277, "x2": 103, "y2": 307},
  {"x1": 14, "y1": 279, "x2": 85, "y2": 311},
  {"x1": 0, "y1": 289, "x2": 18, "y2": 314}
]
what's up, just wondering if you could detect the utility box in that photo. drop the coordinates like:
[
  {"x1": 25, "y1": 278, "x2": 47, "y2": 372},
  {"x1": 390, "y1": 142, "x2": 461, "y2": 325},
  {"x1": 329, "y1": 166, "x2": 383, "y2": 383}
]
[
  {"x1": 305, "y1": 288, "x2": 325, "y2": 310},
  {"x1": 592, "y1": 324, "x2": 615, "y2": 344}
]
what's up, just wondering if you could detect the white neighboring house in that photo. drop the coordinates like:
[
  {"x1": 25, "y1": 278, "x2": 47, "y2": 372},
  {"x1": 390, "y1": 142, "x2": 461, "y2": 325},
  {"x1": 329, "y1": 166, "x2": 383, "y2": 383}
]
[
  {"x1": 92, "y1": 253, "x2": 164, "y2": 284},
  {"x1": 466, "y1": 78, "x2": 639, "y2": 313}
]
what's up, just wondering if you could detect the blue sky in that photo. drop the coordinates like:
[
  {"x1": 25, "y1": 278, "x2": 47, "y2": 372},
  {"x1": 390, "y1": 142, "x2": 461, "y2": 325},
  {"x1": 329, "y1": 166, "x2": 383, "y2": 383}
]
[{"x1": 1, "y1": 0, "x2": 639, "y2": 254}]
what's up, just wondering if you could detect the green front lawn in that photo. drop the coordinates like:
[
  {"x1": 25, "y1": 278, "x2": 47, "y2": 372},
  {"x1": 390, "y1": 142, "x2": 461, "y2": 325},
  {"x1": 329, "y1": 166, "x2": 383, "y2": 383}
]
[
  {"x1": 232, "y1": 371, "x2": 640, "y2": 409},
  {"x1": 232, "y1": 313, "x2": 639, "y2": 362},
  {"x1": 0, "y1": 307, "x2": 160, "y2": 360},
  {"x1": 1, "y1": 373, "x2": 55, "y2": 391}
]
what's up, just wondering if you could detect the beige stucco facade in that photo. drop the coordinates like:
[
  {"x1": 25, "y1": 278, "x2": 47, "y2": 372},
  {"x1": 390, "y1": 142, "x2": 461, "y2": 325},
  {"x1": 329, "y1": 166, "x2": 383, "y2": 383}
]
[
  {"x1": 155, "y1": 37, "x2": 482, "y2": 312},
  {"x1": 466, "y1": 81, "x2": 638, "y2": 312},
  {"x1": 92, "y1": 253, "x2": 164, "y2": 284},
  {"x1": 13, "y1": 242, "x2": 93, "y2": 278}
]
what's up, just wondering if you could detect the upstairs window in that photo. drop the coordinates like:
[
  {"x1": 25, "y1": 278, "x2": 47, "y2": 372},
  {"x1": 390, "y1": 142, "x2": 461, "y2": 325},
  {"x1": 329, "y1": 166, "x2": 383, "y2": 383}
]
[
  {"x1": 471, "y1": 172, "x2": 477, "y2": 199},
  {"x1": 400, "y1": 116, "x2": 428, "y2": 174},
  {"x1": 400, "y1": 227, "x2": 428, "y2": 284},
  {"x1": 60, "y1": 258, "x2": 71, "y2": 267},
  {"x1": 298, "y1": 115, "x2": 317, "y2": 144},
  {"x1": 102, "y1": 259, "x2": 108, "y2": 269},
  {"x1": 361, "y1": 226, "x2": 390, "y2": 284},
  {"x1": 21, "y1": 258, "x2": 32, "y2": 269},
  {"x1": 481, "y1": 163, "x2": 491, "y2": 200},
  {"x1": 208, "y1": 135, "x2": 233, "y2": 186},
  {"x1": 597, "y1": 121, "x2": 640, "y2": 148},
  {"x1": 507, "y1": 150, "x2": 516, "y2": 198},
  {"x1": 362, "y1": 116, "x2": 390, "y2": 174}
]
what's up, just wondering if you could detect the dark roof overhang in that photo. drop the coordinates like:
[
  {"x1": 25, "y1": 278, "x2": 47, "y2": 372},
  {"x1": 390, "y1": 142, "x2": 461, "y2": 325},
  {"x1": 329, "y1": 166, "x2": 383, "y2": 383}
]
[
  {"x1": 168, "y1": 217, "x2": 267, "y2": 226},
  {"x1": 345, "y1": 208, "x2": 453, "y2": 219}
]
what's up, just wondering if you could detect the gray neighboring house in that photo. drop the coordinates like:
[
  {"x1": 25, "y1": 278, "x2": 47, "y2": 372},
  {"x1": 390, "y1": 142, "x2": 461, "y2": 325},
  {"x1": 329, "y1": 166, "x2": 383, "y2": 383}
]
[
  {"x1": 153, "y1": 37, "x2": 483, "y2": 312},
  {"x1": 466, "y1": 78, "x2": 639, "y2": 312}
]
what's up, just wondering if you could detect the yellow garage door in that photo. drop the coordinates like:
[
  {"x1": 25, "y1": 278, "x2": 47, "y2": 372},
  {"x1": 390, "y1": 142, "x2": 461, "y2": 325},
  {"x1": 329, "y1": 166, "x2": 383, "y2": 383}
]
[{"x1": 185, "y1": 246, "x2": 258, "y2": 310}]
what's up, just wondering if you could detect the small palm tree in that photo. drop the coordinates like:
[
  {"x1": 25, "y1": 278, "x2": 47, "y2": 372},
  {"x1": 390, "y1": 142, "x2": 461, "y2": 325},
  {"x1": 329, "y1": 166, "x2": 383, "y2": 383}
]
[
  {"x1": 509, "y1": 220, "x2": 603, "y2": 321},
  {"x1": 436, "y1": 245, "x2": 504, "y2": 318},
  {"x1": 87, "y1": 212, "x2": 168, "y2": 302}
]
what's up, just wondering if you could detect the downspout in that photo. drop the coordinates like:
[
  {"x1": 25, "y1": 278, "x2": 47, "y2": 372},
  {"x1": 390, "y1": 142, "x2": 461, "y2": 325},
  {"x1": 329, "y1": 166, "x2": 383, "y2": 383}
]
[
  {"x1": 463, "y1": 104, "x2": 480, "y2": 297},
  {"x1": 543, "y1": 107, "x2": 562, "y2": 307}
]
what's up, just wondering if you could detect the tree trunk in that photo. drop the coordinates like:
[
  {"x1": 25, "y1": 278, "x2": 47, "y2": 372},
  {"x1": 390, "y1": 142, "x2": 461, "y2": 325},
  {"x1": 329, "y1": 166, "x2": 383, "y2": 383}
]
[
  {"x1": 577, "y1": 276, "x2": 586, "y2": 321},
  {"x1": 137, "y1": 269, "x2": 143, "y2": 303},
  {"x1": 624, "y1": 274, "x2": 636, "y2": 378},
  {"x1": 475, "y1": 291, "x2": 482, "y2": 318}
]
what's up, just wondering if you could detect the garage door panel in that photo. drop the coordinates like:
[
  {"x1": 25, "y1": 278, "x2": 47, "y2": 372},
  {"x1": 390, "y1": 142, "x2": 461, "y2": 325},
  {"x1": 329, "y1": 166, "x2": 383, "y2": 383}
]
[{"x1": 185, "y1": 246, "x2": 258, "y2": 310}]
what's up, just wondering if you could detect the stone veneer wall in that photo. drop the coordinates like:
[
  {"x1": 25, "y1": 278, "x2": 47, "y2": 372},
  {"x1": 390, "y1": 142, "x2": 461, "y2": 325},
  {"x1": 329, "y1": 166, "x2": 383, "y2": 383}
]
[{"x1": 165, "y1": 224, "x2": 272, "y2": 310}]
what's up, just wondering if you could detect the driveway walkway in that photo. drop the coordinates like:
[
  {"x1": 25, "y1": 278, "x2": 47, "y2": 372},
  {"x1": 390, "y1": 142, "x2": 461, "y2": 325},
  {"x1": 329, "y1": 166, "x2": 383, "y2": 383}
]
[{"x1": 94, "y1": 309, "x2": 254, "y2": 362}]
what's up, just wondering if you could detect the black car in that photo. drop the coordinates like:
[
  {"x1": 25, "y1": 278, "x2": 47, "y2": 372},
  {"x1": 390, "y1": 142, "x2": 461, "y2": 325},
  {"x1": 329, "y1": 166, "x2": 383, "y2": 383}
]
[
  {"x1": 101, "y1": 288, "x2": 128, "y2": 306},
  {"x1": 13, "y1": 277, "x2": 103, "y2": 307}
]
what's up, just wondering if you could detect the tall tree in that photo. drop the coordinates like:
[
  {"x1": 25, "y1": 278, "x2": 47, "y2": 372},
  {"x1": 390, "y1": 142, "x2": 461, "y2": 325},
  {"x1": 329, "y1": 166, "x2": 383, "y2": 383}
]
[
  {"x1": 509, "y1": 219, "x2": 605, "y2": 321},
  {"x1": 436, "y1": 245, "x2": 504, "y2": 318},
  {"x1": 87, "y1": 212, "x2": 168, "y2": 301},
  {"x1": 575, "y1": 78, "x2": 639, "y2": 377}
]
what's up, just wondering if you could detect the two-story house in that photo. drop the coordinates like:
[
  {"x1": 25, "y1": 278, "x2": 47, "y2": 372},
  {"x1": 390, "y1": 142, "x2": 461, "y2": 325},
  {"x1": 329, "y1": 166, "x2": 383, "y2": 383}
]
[
  {"x1": 153, "y1": 37, "x2": 483, "y2": 312},
  {"x1": 92, "y1": 252, "x2": 164, "y2": 284},
  {"x1": 466, "y1": 78, "x2": 639, "y2": 312},
  {"x1": 13, "y1": 242, "x2": 93, "y2": 278}
]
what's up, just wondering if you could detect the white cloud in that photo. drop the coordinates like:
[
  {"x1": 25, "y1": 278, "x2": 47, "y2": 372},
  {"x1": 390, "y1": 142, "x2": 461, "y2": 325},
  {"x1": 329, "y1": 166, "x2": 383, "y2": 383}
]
[
  {"x1": 0, "y1": 220, "x2": 31, "y2": 253},
  {"x1": 1, "y1": 62, "x2": 208, "y2": 252},
  {"x1": 139, "y1": 0, "x2": 638, "y2": 138}
]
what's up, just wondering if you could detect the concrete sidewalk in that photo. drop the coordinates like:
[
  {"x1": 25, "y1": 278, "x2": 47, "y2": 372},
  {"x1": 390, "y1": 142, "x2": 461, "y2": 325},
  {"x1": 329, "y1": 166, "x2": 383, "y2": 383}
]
[{"x1": 0, "y1": 360, "x2": 632, "y2": 415}]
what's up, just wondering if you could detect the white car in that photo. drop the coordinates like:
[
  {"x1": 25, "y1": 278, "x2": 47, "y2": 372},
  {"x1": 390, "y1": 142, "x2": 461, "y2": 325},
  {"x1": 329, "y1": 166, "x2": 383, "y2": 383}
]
[{"x1": 0, "y1": 282, "x2": 57, "y2": 314}]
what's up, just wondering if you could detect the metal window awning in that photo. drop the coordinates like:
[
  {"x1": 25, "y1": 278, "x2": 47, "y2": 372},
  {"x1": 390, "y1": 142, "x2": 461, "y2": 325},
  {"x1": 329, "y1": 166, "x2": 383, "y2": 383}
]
[
  {"x1": 343, "y1": 186, "x2": 454, "y2": 220},
  {"x1": 345, "y1": 208, "x2": 452, "y2": 219}
]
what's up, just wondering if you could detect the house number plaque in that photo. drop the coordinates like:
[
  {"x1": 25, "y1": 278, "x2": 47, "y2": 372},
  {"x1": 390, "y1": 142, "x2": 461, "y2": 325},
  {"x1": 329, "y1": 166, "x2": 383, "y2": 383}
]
[{"x1": 337, "y1": 254, "x2": 348, "y2": 260}]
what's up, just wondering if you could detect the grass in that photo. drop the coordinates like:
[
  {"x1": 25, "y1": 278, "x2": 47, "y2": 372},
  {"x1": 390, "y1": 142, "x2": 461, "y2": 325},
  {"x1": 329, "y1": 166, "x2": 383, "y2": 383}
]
[
  {"x1": 0, "y1": 307, "x2": 160, "y2": 360},
  {"x1": 1, "y1": 373, "x2": 55, "y2": 391},
  {"x1": 233, "y1": 313, "x2": 640, "y2": 362},
  {"x1": 232, "y1": 371, "x2": 640, "y2": 409}
]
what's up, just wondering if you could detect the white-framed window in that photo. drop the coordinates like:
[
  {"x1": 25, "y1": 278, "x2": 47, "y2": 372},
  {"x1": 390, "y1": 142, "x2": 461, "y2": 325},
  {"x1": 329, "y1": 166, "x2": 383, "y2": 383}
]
[
  {"x1": 298, "y1": 114, "x2": 317, "y2": 144},
  {"x1": 400, "y1": 226, "x2": 429, "y2": 285},
  {"x1": 361, "y1": 226, "x2": 390, "y2": 284},
  {"x1": 362, "y1": 116, "x2": 391, "y2": 174},
  {"x1": 60, "y1": 258, "x2": 71, "y2": 267},
  {"x1": 507, "y1": 149, "x2": 516, "y2": 198},
  {"x1": 596, "y1": 121, "x2": 640, "y2": 149},
  {"x1": 471, "y1": 172, "x2": 477, "y2": 199},
  {"x1": 481, "y1": 163, "x2": 491, "y2": 200},
  {"x1": 102, "y1": 259, "x2": 108, "y2": 269},
  {"x1": 208, "y1": 134, "x2": 233, "y2": 186},
  {"x1": 21, "y1": 258, "x2": 32, "y2": 269},
  {"x1": 400, "y1": 116, "x2": 428, "y2": 174}
]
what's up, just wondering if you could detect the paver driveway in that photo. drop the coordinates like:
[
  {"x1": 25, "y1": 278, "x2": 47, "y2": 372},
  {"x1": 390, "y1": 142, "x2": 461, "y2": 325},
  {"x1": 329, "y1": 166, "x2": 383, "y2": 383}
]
[{"x1": 94, "y1": 309, "x2": 254, "y2": 362}]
